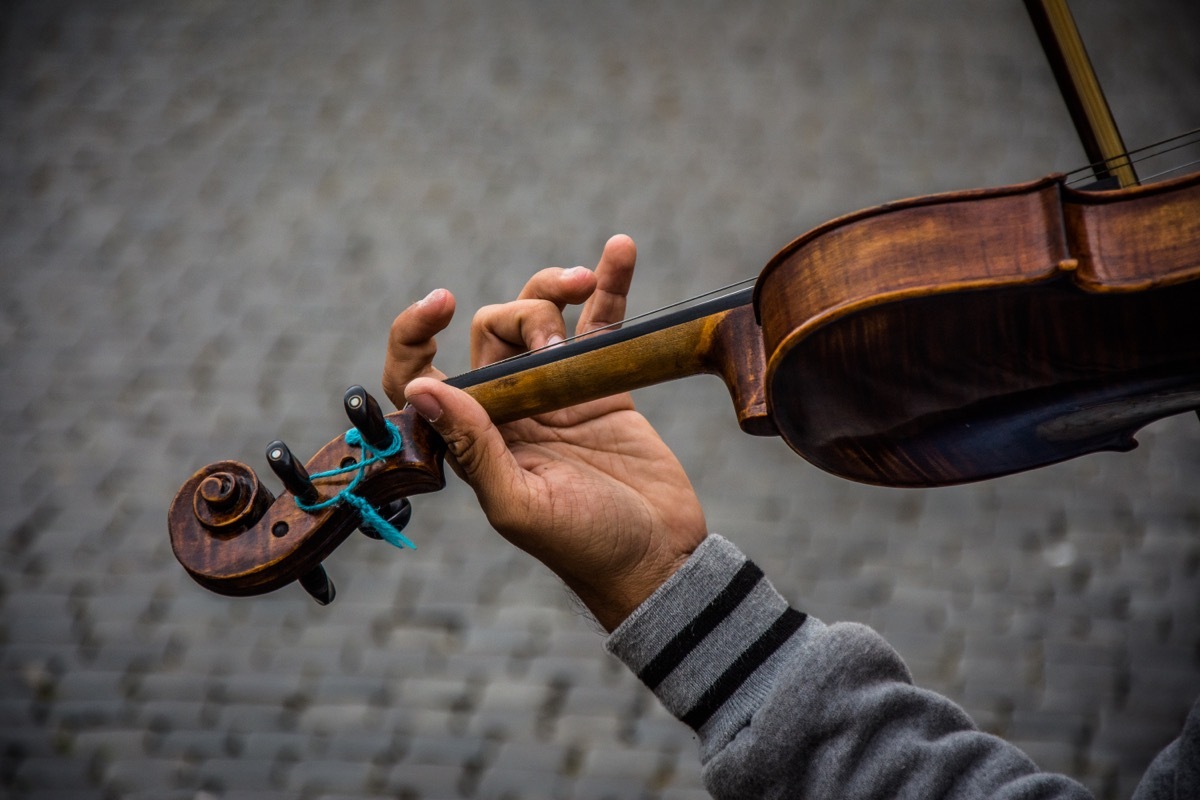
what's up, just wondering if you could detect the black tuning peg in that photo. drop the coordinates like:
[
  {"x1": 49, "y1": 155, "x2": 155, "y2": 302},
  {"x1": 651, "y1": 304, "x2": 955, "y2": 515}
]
[
  {"x1": 343, "y1": 385, "x2": 393, "y2": 451},
  {"x1": 265, "y1": 440, "x2": 319, "y2": 505},
  {"x1": 298, "y1": 563, "x2": 336, "y2": 605},
  {"x1": 358, "y1": 496, "x2": 412, "y2": 540}
]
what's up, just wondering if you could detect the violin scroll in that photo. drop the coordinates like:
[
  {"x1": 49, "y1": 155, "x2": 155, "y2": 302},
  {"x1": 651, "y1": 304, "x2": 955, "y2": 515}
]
[
  {"x1": 188, "y1": 461, "x2": 275, "y2": 536},
  {"x1": 168, "y1": 390, "x2": 447, "y2": 601}
]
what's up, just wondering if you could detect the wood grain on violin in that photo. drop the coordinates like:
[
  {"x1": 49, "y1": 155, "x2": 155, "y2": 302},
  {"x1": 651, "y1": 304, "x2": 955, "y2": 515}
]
[
  {"x1": 756, "y1": 171, "x2": 1200, "y2": 486},
  {"x1": 169, "y1": 412, "x2": 446, "y2": 596},
  {"x1": 446, "y1": 287, "x2": 776, "y2": 436}
]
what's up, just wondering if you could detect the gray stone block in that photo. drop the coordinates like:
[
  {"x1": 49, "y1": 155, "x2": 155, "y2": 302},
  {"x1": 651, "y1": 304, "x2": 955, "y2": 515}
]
[
  {"x1": 383, "y1": 762, "x2": 465, "y2": 798},
  {"x1": 282, "y1": 758, "x2": 378, "y2": 795},
  {"x1": 473, "y1": 765, "x2": 564, "y2": 800},
  {"x1": 192, "y1": 756, "x2": 281, "y2": 793},
  {"x1": 11, "y1": 755, "x2": 93, "y2": 793},
  {"x1": 98, "y1": 756, "x2": 191, "y2": 795}
]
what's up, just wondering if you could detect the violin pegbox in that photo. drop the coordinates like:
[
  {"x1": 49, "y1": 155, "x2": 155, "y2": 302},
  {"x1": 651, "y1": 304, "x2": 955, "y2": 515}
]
[{"x1": 168, "y1": 386, "x2": 448, "y2": 603}]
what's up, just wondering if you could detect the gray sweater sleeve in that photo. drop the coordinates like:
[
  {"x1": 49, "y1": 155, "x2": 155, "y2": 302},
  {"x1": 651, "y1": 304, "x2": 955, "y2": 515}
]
[{"x1": 606, "y1": 534, "x2": 1099, "y2": 800}]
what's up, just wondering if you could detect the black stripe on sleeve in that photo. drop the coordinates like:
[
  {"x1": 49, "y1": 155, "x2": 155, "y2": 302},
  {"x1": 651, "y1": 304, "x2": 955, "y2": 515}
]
[
  {"x1": 637, "y1": 561, "x2": 765, "y2": 690},
  {"x1": 680, "y1": 607, "x2": 807, "y2": 730}
]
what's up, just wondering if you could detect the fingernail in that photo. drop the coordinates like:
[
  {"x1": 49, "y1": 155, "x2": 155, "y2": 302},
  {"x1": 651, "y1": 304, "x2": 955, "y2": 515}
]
[
  {"x1": 407, "y1": 392, "x2": 443, "y2": 423},
  {"x1": 546, "y1": 334, "x2": 565, "y2": 347},
  {"x1": 563, "y1": 266, "x2": 588, "y2": 279}
]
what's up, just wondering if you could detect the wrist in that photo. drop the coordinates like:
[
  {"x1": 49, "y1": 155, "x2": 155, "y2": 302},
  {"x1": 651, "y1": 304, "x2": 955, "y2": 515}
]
[{"x1": 568, "y1": 537, "x2": 702, "y2": 632}]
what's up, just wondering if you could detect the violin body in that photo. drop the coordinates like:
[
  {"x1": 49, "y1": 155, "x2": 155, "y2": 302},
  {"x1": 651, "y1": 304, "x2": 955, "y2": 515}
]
[{"x1": 755, "y1": 171, "x2": 1200, "y2": 486}]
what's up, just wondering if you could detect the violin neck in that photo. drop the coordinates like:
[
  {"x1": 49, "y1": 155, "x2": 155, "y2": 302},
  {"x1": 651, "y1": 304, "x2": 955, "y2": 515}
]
[{"x1": 445, "y1": 287, "x2": 777, "y2": 436}]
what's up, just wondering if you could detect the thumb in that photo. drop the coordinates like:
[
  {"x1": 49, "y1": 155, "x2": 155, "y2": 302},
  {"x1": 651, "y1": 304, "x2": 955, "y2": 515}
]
[{"x1": 403, "y1": 377, "x2": 524, "y2": 507}]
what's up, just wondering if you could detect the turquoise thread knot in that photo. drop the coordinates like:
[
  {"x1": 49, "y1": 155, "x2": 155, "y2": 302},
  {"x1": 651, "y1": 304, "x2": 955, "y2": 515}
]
[{"x1": 294, "y1": 421, "x2": 415, "y2": 550}]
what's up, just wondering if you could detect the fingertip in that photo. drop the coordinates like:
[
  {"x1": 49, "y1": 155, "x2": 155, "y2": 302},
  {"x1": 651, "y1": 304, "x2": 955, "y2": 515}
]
[
  {"x1": 561, "y1": 265, "x2": 597, "y2": 293},
  {"x1": 405, "y1": 376, "x2": 458, "y2": 425},
  {"x1": 390, "y1": 289, "x2": 456, "y2": 352},
  {"x1": 404, "y1": 375, "x2": 444, "y2": 401},
  {"x1": 416, "y1": 287, "x2": 455, "y2": 317},
  {"x1": 551, "y1": 266, "x2": 598, "y2": 309},
  {"x1": 590, "y1": 234, "x2": 636, "y2": 301},
  {"x1": 604, "y1": 233, "x2": 636, "y2": 263},
  {"x1": 404, "y1": 387, "x2": 444, "y2": 423},
  {"x1": 405, "y1": 376, "x2": 485, "y2": 426}
]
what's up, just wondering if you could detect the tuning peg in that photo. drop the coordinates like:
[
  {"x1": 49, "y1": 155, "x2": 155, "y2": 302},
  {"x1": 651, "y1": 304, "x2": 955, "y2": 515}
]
[
  {"x1": 265, "y1": 440, "x2": 319, "y2": 504},
  {"x1": 359, "y1": 496, "x2": 412, "y2": 540},
  {"x1": 298, "y1": 563, "x2": 336, "y2": 605},
  {"x1": 343, "y1": 385, "x2": 393, "y2": 451}
]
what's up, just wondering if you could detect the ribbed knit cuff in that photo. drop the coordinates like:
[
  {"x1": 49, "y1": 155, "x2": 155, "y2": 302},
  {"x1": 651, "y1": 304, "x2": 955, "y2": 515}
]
[{"x1": 606, "y1": 534, "x2": 814, "y2": 755}]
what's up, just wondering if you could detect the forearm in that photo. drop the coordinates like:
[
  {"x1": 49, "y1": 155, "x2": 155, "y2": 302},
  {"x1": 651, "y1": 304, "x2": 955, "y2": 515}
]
[{"x1": 606, "y1": 535, "x2": 1093, "y2": 800}]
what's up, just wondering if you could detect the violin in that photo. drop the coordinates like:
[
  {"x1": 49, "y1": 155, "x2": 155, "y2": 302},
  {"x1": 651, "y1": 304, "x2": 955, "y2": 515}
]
[
  {"x1": 167, "y1": 1, "x2": 1200, "y2": 603},
  {"x1": 168, "y1": 169, "x2": 1200, "y2": 601}
]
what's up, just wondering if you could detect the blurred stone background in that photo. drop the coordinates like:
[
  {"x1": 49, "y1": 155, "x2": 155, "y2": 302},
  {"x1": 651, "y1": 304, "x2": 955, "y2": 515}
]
[{"x1": 2, "y1": 1, "x2": 1198, "y2": 798}]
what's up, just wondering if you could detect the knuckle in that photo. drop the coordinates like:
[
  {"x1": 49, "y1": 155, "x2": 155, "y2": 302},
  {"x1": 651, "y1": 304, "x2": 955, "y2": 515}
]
[
  {"x1": 470, "y1": 304, "x2": 503, "y2": 332},
  {"x1": 443, "y1": 427, "x2": 486, "y2": 473}
]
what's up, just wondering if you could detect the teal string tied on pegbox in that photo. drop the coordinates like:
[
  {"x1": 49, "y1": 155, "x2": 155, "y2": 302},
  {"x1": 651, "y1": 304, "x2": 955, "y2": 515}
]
[{"x1": 294, "y1": 420, "x2": 415, "y2": 550}]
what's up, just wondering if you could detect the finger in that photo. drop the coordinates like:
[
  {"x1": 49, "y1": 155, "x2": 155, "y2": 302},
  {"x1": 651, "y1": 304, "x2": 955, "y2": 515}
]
[
  {"x1": 381, "y1": 288, "x2": 454, "y2": 409},
  {"x1": 471, "y1": 298, "x2": 572, "y2": 367},
  {"x1": 404, "y1": 377, "x2": 531, "y2": 525},
  {"x1": 577, "y1": 234, "x2": 636, "y2": 336},
  {"x1": 516, "y1": 266, "x2": 597, "y2": 306},
  {"x1": 470, "y1": 265, "x2": 595, "y2": 366}
]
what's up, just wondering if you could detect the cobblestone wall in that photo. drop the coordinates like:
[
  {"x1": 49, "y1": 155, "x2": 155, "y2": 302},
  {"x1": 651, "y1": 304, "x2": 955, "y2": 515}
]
[{"x1": 2, "y1": 1, "x2": 1198, "y2": 798}]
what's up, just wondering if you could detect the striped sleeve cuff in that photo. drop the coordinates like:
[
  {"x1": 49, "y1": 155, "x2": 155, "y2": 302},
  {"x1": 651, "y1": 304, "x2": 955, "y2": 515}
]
[{"x1": 605, "y1": 534, "x2": 812, "y2": 753}]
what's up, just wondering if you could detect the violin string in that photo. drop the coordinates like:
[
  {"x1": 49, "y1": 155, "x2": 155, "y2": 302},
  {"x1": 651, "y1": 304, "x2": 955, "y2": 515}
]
[
  {"x1": 1134, "y1": 157, "x2": 1200, "y2": 185},
  {"x1": 1065, "y1": 140, "x2": 1200, "y2": 185},
  {"x1": 1063, "y1": 141, "x2": 1195, "y2": 184},
  {"x1": 1064, "y1": 142, "x2": 1200, "y2": 186},
  {"x1": 446, "y1": 129, "x2": 1199, "y2": 382},
  {"x1": 1064, "y1": 147, "x2": 1195, "y2": 185},
  {"x1": 1063, "y1": 128, "x2": 1200, "y2": 185},
  {"x1": 1062, "y1": 127, "x2": 1200, "y2": 178}
]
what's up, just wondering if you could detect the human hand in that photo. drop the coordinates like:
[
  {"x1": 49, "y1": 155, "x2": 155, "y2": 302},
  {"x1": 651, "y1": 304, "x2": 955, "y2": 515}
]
[{"x1": 381, "y1": 235, "x2": 707, "y2": 630}]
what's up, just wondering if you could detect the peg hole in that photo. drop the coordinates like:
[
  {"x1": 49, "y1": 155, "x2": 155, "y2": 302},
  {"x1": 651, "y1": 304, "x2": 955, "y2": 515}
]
[
  {"x1": 340, "y1": 456, "x2": 358, "y2": 469},
  {"x1": 271, "y1": 521, "x2": 289, "y2": 538}
]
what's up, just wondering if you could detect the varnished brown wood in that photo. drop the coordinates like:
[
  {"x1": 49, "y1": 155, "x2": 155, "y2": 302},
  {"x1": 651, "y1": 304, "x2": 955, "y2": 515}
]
[
  {"x1": 754, "y1": 171, "x2": 1200, "y2": 486},
  {"x1": 458, "y1": 302, "x2": 775, "y2": 436},
  {"x1": 704, "y1": 304, "x2": 777, "y2": 436},
  {"x1": 1065, "y1": 175, "x2": 1200, "y2": 289},
  {"x1": 169, "y1": 409, "x2": 446, "y2": 596}
]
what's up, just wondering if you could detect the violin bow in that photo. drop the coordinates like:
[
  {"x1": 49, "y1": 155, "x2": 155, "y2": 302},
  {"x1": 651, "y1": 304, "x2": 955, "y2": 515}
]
[{"x1": 1024, "y1": 0, "x2": 1139, "y2": 188}]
